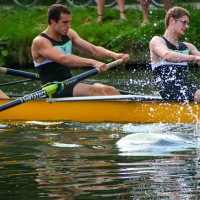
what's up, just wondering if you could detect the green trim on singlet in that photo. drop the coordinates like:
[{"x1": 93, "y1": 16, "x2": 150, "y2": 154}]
[
  {"x1": 171, "y1": 49, "x2": 189, "y2": 55},
  {"x1": 54, "y1": 40, "x2": 72, "y2": 54}
]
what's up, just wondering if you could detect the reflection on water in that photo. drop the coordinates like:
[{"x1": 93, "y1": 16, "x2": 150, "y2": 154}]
[{"x1": 1, "y1": 121, "x2": 200, "y2": 199}]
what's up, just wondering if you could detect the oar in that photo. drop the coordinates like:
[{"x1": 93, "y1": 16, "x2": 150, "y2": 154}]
[
  {"x1": 118, "y1": 89, "x2": 139, "y2": 95},
  {"x1": 1, "y1": 63, "x2": 136, "y2": 95},
  {"x1": 0, "y1": 79, "x2": 34, "y2": 86},
  {"x1": 0, "y1": 66, "x2": 39, "y2": 79},
  {"x1": 0, "y1": 59, "x2": 124, "y2": 112}
]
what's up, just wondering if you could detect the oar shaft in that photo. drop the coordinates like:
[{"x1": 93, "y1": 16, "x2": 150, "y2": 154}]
[
  {"x1": 0, "y1": 90, "x2": 47, "y2": 111},
  {"x1": 119, "y1": 90, "x2": 136, "y2": 95},
  {"x1": 0, "y1": 59, "x2": 123, "y2": 80},
  {"x1": 63, "y1": 68, "x2": 100, "y2": 86},
  {"x1": 0, "y1": 79, "x2": 34, "y2": 86},
  {"x1": 62, "y1": 59, "x2": 124, "y2": 86},
  {"x1": 0, "y1": 67, "x2": 39, "y2": 79}
]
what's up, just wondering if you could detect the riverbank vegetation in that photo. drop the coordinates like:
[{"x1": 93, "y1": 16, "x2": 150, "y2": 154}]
[{"x1": 0, "y1": 2, "x2": 200, "y2": 68}]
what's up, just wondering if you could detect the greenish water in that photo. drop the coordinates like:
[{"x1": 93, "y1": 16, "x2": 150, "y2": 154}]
[
  {"x1": 1, "y1": 67, "x2": 200, "y2": 199},
  {"x1": 1, "y1": 121, "x2": 200, "y2": 199}
]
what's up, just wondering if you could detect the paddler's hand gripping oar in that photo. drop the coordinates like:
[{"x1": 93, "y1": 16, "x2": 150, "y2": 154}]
[{"x1": 0, "y1": 59, "x2": 124, "y2": 112}]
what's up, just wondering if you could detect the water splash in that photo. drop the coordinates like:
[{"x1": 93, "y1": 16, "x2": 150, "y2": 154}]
[{"x1": 116, "y1": 132, "x2": 195, "y2": 156}]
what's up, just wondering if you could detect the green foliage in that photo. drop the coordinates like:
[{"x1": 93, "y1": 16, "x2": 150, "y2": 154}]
[
  {"x1": 0, "y1": 6, "x2": 47, "y2": 67},
  {"x1": 0, "y1": 4, "x2": 200, "y2": 68}
]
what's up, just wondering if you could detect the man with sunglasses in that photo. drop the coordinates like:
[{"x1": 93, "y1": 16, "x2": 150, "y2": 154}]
[{"x1": 150, "y1": 7, "x2": 200, "y2": 102}]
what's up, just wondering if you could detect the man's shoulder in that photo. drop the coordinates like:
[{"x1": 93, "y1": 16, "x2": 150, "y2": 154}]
[
  {"x1": 150, "y1": 35, "x2": 162, "y2": 40},
  {"x1": 182, "y1": 41, "x2": 193, "y2": 46},
  {"x1": 33, "y1": 33, "x2": 50, "y2": 42},
  {"x1": 182, "y1": 42, "x2": 196, "y2": 50},
  {"x1": 67, "y1": 28, "x2": 79, "y2": 39},
  {"x1": 32, "y1": 34, "x2": 51, "y2": 48},
  {"x1": 150, "y1": 36, "x2": 164, "y2": 45}
]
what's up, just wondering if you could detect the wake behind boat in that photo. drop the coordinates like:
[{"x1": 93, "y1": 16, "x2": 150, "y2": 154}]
[{"x1": 0, "y1": 94, "x2": 200, "y2": 123}]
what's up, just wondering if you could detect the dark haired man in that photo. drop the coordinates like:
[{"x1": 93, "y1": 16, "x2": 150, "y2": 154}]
[{"x1": 31, "y1": 4, "x2": 130, "y2": 97}]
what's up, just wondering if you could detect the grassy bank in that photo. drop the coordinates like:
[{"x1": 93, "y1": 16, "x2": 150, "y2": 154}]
[{"x1": 0, "y1": 3, "x2": 200, "y2": 68}]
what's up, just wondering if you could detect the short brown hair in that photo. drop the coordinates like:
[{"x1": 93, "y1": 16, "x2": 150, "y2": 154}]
[
  {"x1": 47, "y1": 4, "x2": 71, "y2": 24},
  {"x1": 165, "y1": 7, "x2": 190, "y2": 27}
]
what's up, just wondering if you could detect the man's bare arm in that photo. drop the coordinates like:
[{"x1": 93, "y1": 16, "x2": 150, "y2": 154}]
[{"x1": 150, "y1": 36, "x2": 200, "y2": 64}]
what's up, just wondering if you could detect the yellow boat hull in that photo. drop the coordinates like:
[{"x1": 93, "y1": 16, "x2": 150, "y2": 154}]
[{"x1": 0, "y1": 96, "x2": 200, "y2": 123}]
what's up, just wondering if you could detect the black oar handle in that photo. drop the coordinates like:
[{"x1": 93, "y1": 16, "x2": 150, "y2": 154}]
[{"x1": 0, "y1": 67, "x2": 39, "y2": 79}]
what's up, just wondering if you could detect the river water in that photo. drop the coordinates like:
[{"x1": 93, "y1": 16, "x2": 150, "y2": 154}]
[{"x1": 1, "y1": 66, "x2": 200, "y2": 199}]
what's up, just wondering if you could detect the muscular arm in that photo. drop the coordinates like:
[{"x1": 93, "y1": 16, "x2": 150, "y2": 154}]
[
  {"x1": 31, "y1": 28, "x2": 129, "y2": 73},
  {"x1": 68, "y1": 29, "x2": 130, "y2": 61},
  {"x1": 31, "y1": 35, "x2": 102, "y2": 68},
  {"x1": 150, "y1": 36, "x2": 200, "y2": 64},
  {"x1": 185, "y1": 42, "x2": 200, "y2": 56}
]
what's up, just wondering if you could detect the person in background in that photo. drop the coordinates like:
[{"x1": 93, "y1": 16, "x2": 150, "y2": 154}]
[
  {"x1": 0, "y1": 89, "x2": 9, "y2": 98},
  {"x1": 140, "y1": 0, "x2": 172, "y2": 25},
  {"x1": 31, "y1": 4, "x2": 130, "y2": 98},
  {"x1": 97, "y1": 0, "x2": 126, "y2": 23},
  {"x1": 150, "y1": 7, "x2": 200, "y2": 102}
]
